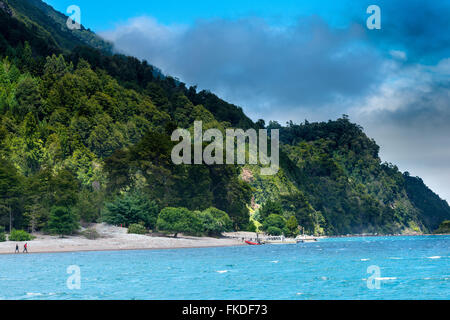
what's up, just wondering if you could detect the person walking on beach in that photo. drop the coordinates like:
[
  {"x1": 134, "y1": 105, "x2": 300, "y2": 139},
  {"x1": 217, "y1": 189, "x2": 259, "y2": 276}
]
[
  {"x1": 23, "y1": 243, "x2": 28, "y2": 253},
  {"x1": 15, "y1": 244, "x2": 19, "y2": 253}
]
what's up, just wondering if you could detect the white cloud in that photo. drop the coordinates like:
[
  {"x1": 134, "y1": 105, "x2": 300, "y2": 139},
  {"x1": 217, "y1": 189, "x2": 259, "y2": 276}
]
[
  {"x1": 389, "y1": 50, "x2": 407, "y2": 61},
  {"x1": 100, "y1": 15, "x2": 384, "y2": 115},
  {"x1": 349, "y1": 58, "x2": 450, "y2": 200}
]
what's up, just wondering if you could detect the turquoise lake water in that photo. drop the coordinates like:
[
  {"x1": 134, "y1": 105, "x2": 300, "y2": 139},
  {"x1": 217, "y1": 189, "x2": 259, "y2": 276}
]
[{"x1": 0, "y1": 236, "x2": 448, "y2": 300}]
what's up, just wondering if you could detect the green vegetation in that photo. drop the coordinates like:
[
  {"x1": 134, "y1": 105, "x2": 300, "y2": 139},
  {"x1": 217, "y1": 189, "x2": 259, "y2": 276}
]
[
  {"x1": 103, "y1": 193, "x2": 159, "y2": 229},
  {"x1": 2, "y1": 0, "x2": 111, "y2": 54},
  {"x1": 246, "y1": 118, "x2": 450, "y2": 235},
  {"x1": 128, "y1": 223, "x2": 147, "y2": 235},
  {"x1": 0, "y1": 226, "x2": 5, "y2": 242},
  {"x1": 434, "y1": 221, "x2": 450, "y2": 234},
  {"x1": 0, "y1": 45, "x2": 253, "y2": 234},
  {"x1": 404, "y1": 174, "x2": 450, "y2": 231},
  {"x1": 198, "y1": 207, "x2": 233, "y2": 236},
  {"x1": 245, "y1": 220, "x2": 257, "y2": 233},
  {"x1": 266, "y1": 226, "x2": 283, "y2": 236},
  {"x1": 259, "y1": 200, "x2": 283, "y2": 221},
  {"x1": 157, "y1": 207, "x2": 203, "y2": 238},
  {"x1": 0, "y1": 157, "x2": 22, "y2": 232},
  {"x1": 0, "y1": 0, "x2": 449, "y2": 237},
  {"x1": 262, "y1": 214, "x2": 288, "y2": 236},
  {"x1": 46, "y1": 206, "x2": 79, "y2": 237},
  {"x1": 156, "y1": 207, "x2": 233, "y2": 237},
  {"x1": 8, "y1": 229, "x2": 34, "y2": 241},
  {"x1": 80, "y1": 227, "x2": 100, "y2": 240},
  {"x1": 286, "y1": 216, "x2": 300, "y2": 237}
]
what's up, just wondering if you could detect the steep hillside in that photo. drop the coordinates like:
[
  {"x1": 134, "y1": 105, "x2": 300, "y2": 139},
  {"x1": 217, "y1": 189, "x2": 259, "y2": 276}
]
[
  {"x1": 403, "y1": 174, "x2": 450, "y2": 231},
  {"x1": 0, "y1": 0, "x2": 449, "y2": 236},
  {"x1": 246, "y1": 119, "x2": 447, "y2": 235},
  {"x1": 3, "y1": 0, "x2": 111, "y2": 52}
]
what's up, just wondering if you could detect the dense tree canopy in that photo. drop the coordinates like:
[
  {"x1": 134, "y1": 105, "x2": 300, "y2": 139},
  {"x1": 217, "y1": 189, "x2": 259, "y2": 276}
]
[
  {"x1": 47, "y1": 206, "x2": 79, "y2": 237},
  {"x1": 0, "y1": 0, "x2": 448, "y2": 237},
  {"x1": 156, "y1": 207, "x2": 203, "y2": 238},
  {"x1": 103, "y1": 193, "x2": 159, "y2": 229}
]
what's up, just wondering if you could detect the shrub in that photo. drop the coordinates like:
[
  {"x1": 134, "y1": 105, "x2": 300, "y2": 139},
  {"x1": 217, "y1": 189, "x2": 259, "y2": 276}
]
[
  {"x1": 0, "y1": 226, "x2": 5, "y2": 242},
  {"x1": 157, "y1": 207, "x2": 202, "y2": 237},
  {"x1": 9, "y1": 229, "x2": 35, "y2": 241},
  {"x1": 103, "y1": 193, "x2": 159, "y2": 229},
  {"x1": 198, "y1": 208, "x2": 233, "y2": 236},
  {"x1": 197, "y1": 211, "x2": 216, "y2": 236},
  {"x1": 128, "y1": 223, "x2": 147, "y2": 235},
  {"x1": 204, "y1": 208, "x2": 233, "y2": 231},
  {"x1": 81, "y1": 228, "x2": 101, "y2": 240},
  {"x1": 266, "y1": 226, "x2": 283, "y2": 236},
  {"x1": 73, "y1": 190, "x2": 103, "y2": 223},
  {"x1": 246, "y1": 220, "x2": 257, "y2": 233},
  {"x1": 263, "y1": 214, "x2": 288, "y2": 235},
  {"x1": 286, "y1": 216, "x2": 300, "y2": 237},
  {"x1": 259, "y1": 200, "x2": 283, "y2": 221}
]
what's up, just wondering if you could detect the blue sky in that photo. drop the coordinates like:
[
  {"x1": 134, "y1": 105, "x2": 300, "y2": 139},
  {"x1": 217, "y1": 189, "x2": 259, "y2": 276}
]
[
  {"x1": 45, "y1": 0, "x2": 449, "y2": 65},
  {"x1": 45, "y1": 0, "x2": 359, "y2": 31},
  {"x1": 44, "y1": 1, "x2": 450, "y2": 201}
]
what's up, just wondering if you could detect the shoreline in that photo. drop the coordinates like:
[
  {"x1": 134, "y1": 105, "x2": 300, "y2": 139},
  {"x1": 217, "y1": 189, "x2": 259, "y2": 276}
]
[
  {"x1": 0, "y1": 243, "x2": 245, "y2": 256},
  {"x1": 1, "y1": 224, "x2": 447, "y2": 256},
  {"x1": 0, "y1": 224, "x2": 245, "y2": 256}
]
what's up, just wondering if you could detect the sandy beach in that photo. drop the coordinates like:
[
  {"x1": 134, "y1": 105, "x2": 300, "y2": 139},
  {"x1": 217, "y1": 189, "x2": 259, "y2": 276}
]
[{"x1": 0, "y1": 224, "x2": 245, "y2": 255}]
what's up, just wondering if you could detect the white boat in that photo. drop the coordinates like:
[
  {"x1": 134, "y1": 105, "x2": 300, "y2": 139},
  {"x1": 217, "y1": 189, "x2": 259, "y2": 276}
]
[
  {"x1": 263, "y1": 236, "x2": 297, "y2": 244},
  {"x1": 295, "y1": 235, "x2": 318, "y2": 243}
]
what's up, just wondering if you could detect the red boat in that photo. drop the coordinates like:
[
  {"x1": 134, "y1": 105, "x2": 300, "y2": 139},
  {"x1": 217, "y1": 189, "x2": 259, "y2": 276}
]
[{"x1": 245, "y1": 240, "x2": 263, "y2": 246}]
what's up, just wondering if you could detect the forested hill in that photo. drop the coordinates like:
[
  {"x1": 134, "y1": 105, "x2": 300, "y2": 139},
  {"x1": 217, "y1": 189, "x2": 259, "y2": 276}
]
[
  {"x1": 247, "y1": 120, "x2": 450, "y2": 235},
  {"x1": 0, "y1": 0, "x2": 449, "y2": 237},
  {"x1": 1, "y1": 0, "x2": 111, "y2": 52}
]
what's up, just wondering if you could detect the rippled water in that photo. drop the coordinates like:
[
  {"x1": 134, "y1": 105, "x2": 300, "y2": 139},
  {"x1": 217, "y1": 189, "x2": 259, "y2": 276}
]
[{"x1": 0, "y1": 236, "x2": 448, "y2": 300}]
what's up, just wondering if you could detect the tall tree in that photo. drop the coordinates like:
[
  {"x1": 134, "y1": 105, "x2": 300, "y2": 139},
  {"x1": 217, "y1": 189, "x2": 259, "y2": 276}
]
[
  {"x1": 156, "y1": 207, "x2": 202, "y2": 238},
  {"x1": 47, "y1": 206, "x2": 79, "y2": 237},
  {"x1": 0, "y1": 158, "x2": 23, "y2": 232}
]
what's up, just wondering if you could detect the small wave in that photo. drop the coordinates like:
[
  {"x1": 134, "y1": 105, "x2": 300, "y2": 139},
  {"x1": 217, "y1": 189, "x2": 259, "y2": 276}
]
[
  {"x1": 428, "y1": 256, "x2": 441, "y2": 259},
  {"x1": 360, "y1": 259, "x2": 370, "y2": 261},
  {"x1": 26, "y1": 293, "x2": 43, "y2": 297},
  {"x1": 270, "y1": 261, "x2": 279, "y2": 264},
  {"x1": 216, "y1": 270, "x2": 229, "y2": 274},
  {"x1": 375, "y1": 277, "x2": 397, "y2": 281},
  {"x1": 389, "y1": 257, "x2": 402, "y2": 260}
]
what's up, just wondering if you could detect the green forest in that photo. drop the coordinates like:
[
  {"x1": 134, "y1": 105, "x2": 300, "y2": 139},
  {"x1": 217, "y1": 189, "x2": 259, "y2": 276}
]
[{"x1": 0, "y1": 0, "x2": 449, "y2": 240}]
